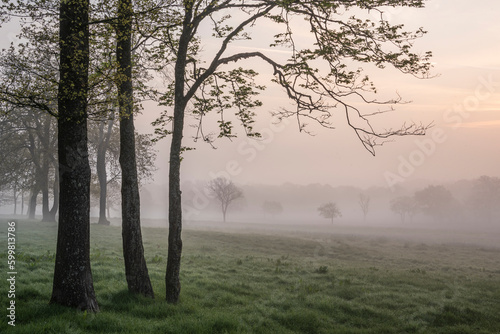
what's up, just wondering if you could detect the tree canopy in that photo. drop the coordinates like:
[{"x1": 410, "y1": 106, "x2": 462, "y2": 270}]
[
  {"x1": 152, "y1": 0, "x2": 433, "y2": 154},
  {"x1": 318, "y1": 202, "x2": 342, "y2": 223}
]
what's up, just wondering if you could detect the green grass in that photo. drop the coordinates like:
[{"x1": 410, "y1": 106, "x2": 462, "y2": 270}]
[{"x1": 1, "y1": 218, "x2": 500, "y2": 333}]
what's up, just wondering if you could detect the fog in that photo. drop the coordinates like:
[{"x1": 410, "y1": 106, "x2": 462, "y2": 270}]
[
  {"x1": 1, "y1": 0, "x2": 500, "y2": 243},
  {"x1": 133, "y1": 0, "x2": 500, "y2": 191},
  {"x1": 134, "y1": 177, "x2": 499, "y2": 231},
  {"x1": 125, "y1": 1, "x2": 500, "y2": 238}
]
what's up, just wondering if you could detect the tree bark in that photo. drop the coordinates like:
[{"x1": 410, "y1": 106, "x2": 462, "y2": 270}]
[
  {"x1": 165, "y1": 6, "x2": 193, "y2": 304},
  {"x1": 117, "y1": 0, "x2": 154, "y2": 298},
  {"x1": 166, "y1": 101, "x2": 185, "y2": 304},
  {"x1": 50, "y1": 0, "x2": 98, "y2": 312}
]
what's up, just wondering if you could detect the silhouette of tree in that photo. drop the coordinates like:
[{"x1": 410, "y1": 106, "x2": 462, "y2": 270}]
[
  {"x1": 414, "y1": 185, "x2": 456, "y2": 222},
  {"x1": 467, "y1": 175, "x2": 500, "y2": 223},
  {"x1": 207, "y1": 177, "x2": 244, "y2": 223},
  {"x1": 262, "y1": 200, "x2": 284, "y2": 218},
  {"x1": 390, "y1": 196, "x2": 417, "y2": 223},
  {"x1": 318, "y1": 202, "x2": 342, "y2": 223},
  {"x1": 359, "y1": 194, "x2": 370, "y2": 222}
]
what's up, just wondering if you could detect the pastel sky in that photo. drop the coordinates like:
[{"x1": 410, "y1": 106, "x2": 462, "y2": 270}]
[
  {"x1": 141, "y1": 0, "x2": 500, "y2": 189},
  {"x1": 2, "y1": 1, "x2": 498, "y2": 190}
]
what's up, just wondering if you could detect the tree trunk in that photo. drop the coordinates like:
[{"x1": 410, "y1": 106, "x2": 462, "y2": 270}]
[
  {"x1": 41, "y1": 116, "x2": 53, "y2": 222},
  {"x1": 97, "y1": 153, "x2": 109, "y2": 225},
  {"x1": 165, "y1": 7, "x2": 193, "y2": 304},
  {"x1": 50, "y1": 0, "x2": 98, "y2": 312},
  {"x1": 166, "y1": 101, "x2": 185, "y2": 304},
  {"x1": 28, "y1": 186, "x2": 39, "y2": 219},
  {"x1": 21, "y1": 189, "x2": 24, "y2": 215},
  {"x1": 48, "y1": 165, "x2": 59, "y2": 222},
  {"x1": 13, "y1": 183, "x2": 17, "y2": 215},
  {"x1": 222, "y1": 203, "x2": 227, "y2": 223},
  {"x1": 97, "y1": 119, "x2": 111, "y2": 225},
  {"x1": 117, "y1": 0, "x2": 154, "y2": 298},
  {"x1": 40, "y1": 159, "x2": 51, "y2": 222}
]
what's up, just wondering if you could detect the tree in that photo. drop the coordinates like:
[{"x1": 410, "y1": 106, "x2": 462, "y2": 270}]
[
  {"x1": 207, "y1": 177, "x2": 244, "y2": 223},
  {"x1": 318, "y1": 202, "x2": 342, "y2": 224},
  {"x1": 358, "y1": 194, "x2": 370, "y2": 222},
  {"x1": 116, "y1": 0, "x2": 154, "y2": 298},
  {"x1": 390, "y1": 195, "x2": 417, "y2": 223},
  {"x1": 467, "y1": 175, "x2": 500, "y2": 223},
  {"x1": 152, "y1": 0, "x2": 433, "y2": 303},
  {"x1": 414, "y1": 185, "x2": 456, "y2": 222},
  {"x1": 0, "y1": 112, "x2": 34, "y2": 214},
  {"x1": 50, "y1": 0, "x2": 99, "y2": 311},
  {"x1": 262, "y1": 200, "x2": 283, "y2": 218},
  {"x1": 88, "y1": 117, "x2": 157, "y2": 225},
  {"x1": 2, "y1": 0, "x2": 157, "y2": 303},
  {"x1": 23, "y1": 110, "x2": 59, "y2": 222},
  {"x1": 0, "y1": 33, "x2": 60, "y2": 222},
  {"x1": 94, "y1": 115, "x2": 115, "y2": 225}
]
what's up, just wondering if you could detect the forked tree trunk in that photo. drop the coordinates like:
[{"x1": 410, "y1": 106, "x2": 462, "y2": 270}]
[
  {"x1": 117, "y1": 0, "x2": 154, "y2": 298},
  {"x1": 50, "y1": 0, "x2": 98, "y2": 312}
]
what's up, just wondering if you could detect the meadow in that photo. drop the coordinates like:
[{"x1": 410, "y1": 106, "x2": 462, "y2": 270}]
[{"x1": 1, "y1": 217, "x2": 499, "y2": 333}]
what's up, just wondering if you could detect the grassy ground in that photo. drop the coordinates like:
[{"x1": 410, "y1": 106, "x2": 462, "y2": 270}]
[{"x1": 1, "y1": 218, "x2": 499, "y2": 333}]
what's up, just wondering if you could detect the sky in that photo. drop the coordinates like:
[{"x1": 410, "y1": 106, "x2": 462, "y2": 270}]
[
  {"x1": 1, "y1": 1, "x2": 498, "y2": 192},
  {"x1": 137, "y1": 0, "x2": 500, "y2": 190}
]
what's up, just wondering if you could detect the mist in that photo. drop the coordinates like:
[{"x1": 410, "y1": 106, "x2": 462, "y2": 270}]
[{"x1": 129, "y1": 176, "x2": 500, "y2": 248}]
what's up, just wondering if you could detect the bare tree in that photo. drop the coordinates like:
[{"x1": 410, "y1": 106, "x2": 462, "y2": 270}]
[
  {"x1": 318, "y1": 202, "x2": 342, "y2": 224},
  {"x1": 358, "y1": 194, "x2": 370, "y2": 222},
  {"x1": 207, "y1": 177, "x2": 244, "y2": 223}
]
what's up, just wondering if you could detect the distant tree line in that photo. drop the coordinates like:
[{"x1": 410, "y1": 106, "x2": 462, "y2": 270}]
[
  {"x1": 390, "y1": 176, "x2": 500, "y2": 224},
  {"x1": 0, "y1": 109, "x2": 156, "y2": 222}
]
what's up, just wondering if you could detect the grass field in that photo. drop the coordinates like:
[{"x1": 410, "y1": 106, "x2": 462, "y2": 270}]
[{"x1": 1, "y1": 217, "x2": 499, "y2": 333}]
